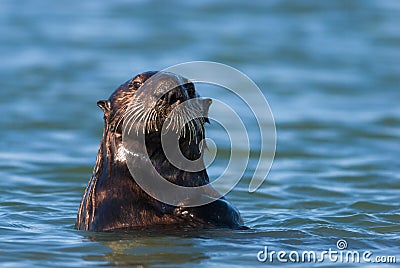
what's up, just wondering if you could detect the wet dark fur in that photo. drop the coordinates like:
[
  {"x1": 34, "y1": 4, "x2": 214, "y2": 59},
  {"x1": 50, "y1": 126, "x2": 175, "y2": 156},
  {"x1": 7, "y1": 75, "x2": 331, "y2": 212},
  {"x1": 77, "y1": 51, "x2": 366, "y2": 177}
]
[{"x1": 76, "y1": 72, "x2": 244, "y2": 231}]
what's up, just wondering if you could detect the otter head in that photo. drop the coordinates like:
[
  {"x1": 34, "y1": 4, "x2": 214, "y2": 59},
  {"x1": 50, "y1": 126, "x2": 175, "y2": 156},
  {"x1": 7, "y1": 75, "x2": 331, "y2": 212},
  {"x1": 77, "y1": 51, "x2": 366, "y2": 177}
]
[{"x1": 97, "y1": 71, "x2": 212, "y2": 165}]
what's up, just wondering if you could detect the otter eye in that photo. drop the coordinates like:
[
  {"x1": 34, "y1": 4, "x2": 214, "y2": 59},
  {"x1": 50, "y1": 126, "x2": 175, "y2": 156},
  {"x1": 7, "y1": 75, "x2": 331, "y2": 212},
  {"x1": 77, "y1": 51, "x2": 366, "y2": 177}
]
[{"x1": 132, "y1": 81, "x2": 142, "y2": 90}]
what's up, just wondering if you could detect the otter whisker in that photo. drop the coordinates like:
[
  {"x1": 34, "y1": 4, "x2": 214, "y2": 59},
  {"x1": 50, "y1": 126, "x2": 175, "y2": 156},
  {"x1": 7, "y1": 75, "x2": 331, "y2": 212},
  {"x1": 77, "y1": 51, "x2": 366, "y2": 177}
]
[
  {"x1": 182, "y1": 110, "x2": 191, "y2": 142},
  {"x1": 136, "y1": 108, "x2": 152, "y2": 135},
  {"x1": 110, "y1": 101, "x2": 130, "y2": 123},
  {"x1": 125, "y1": 102, "x2": 149, "y2": 136},
  {"x1": 112, "y1": 102, "x2": 142, "y2": 148},
  {"x1": 125, "y1": 104, "x2": 146, "y2": 136},
  {"x1": 119, "y1": 103, "x2": 141, "y2": 132},
  {"x1": 178, "y1": 109, "x2": 186, "y2": 138},
  {"x1": 131, "y1": 102, "x2": 153, "y2": 134},
  {"x1": 143, "y1": 107, "x2": 155, "y2": 135},
  {"x1": 123, "y1": 100, "x2": 143, "y2": 121},
  {"x1": 150, "y1": 110, "x2": 158, "y2": 132},
  {"x1": 190, "y1": 120, "x2": 197, "y2": 144},
  {"x1": 181, "y1": 109, "x2": 194, "y2": 144},
  {"x1": 148, "y1": 109, "x2": 156, "y2": 133},
  {"x1": 178, "y1": 109, "x2": 185, "y2": 138},
  {"x1": 164, "y1": 113, "x2": 174, "y2": 133}
]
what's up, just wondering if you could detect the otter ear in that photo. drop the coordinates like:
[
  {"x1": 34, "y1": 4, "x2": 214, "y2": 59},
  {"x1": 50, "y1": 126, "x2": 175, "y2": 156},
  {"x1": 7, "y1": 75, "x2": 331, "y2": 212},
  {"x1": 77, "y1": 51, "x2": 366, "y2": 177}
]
[
  {"x1": 201, "y1": 98, "x2": 212, "y2": 123},
  {"x1": 97, "y1": 100, "x2": 111, "y2": 113}
]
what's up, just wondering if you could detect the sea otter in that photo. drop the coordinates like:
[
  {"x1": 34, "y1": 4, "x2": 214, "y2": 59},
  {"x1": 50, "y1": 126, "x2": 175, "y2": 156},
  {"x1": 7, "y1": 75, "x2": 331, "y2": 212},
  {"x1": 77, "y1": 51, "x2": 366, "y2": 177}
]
[{"x1": 75, "y1": 71, "x2": 244, "y2": 231}]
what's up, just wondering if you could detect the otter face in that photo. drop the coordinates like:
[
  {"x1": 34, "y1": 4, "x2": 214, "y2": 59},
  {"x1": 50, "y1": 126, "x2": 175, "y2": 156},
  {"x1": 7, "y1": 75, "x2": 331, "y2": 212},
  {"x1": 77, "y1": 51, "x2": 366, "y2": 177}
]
[
  {"x1": 98, "y1": 72, "x2": 211, "y2": 144},
  {"x1": 97, "y1": 71, "x2": 157, "y2": 134}
]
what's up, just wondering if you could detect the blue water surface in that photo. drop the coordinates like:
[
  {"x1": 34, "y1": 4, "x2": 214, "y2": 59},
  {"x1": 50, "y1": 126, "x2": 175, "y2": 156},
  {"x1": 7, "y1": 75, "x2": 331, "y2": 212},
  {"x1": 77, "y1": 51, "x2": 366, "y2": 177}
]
[{"x1": 0, "y1": 0, "x2": 399, "y2": 267}]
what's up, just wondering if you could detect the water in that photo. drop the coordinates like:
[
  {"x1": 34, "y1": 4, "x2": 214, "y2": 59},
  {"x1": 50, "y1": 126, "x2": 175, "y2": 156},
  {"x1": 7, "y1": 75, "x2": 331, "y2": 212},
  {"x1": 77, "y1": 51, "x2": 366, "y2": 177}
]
[{"x1": 1, "y1": 0, "x2": 399, "y2": 266}]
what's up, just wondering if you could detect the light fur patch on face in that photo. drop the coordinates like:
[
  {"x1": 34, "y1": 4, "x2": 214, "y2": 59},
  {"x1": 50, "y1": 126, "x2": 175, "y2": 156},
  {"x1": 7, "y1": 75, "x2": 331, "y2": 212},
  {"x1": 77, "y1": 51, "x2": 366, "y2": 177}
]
[{"x1": 115, "y1": 144, "x2": 127, "y2": 162}]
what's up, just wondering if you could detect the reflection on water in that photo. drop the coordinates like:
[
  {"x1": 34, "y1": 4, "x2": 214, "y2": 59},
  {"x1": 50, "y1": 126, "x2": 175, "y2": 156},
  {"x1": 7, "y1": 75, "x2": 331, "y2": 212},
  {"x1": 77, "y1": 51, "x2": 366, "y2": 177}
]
[
  {"x1": 0, "y1": 0, "x2": 399, "y2": 266},
  {"x1": 83, "y1": 230, "x2": 210, "y2": 266}
]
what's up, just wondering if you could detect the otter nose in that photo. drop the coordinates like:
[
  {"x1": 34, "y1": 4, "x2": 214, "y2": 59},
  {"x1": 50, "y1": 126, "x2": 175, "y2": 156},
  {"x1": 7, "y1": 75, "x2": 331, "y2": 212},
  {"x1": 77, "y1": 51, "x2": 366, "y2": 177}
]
[
  {"x1": 156, "y1": 75, "x2": 189, "y2": 104},
  {"x1": 165, "y1": 85, "x2": 190, "y2": 104}
]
